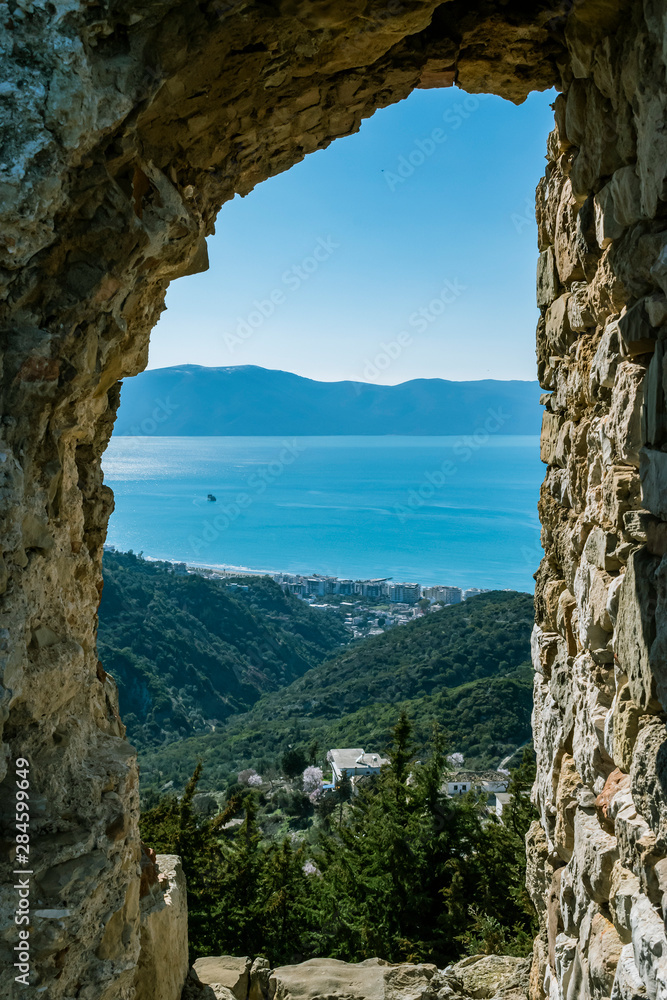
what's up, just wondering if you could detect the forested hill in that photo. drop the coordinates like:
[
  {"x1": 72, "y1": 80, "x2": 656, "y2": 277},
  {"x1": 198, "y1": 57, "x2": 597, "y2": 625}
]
[
  {"x1": 140, "y1": 591, "x2": 535, "y2": 794},
  {"x1": 114, "y1": 364, "x2": 542, "y2": 436},
  {"x1": 98, "y1": 550, "x2": 349, "y2": 748}
]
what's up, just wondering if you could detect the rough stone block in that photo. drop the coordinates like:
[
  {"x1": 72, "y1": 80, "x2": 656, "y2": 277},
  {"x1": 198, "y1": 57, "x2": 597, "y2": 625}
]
[
  {"x1": 630, "y1": 894, "x2": 667, "y2": 1000},
  {"x1": 599, "y1": 362, "x2": 645, "y2": 468},
  {"x1": 193, "y1": 956, "x2": 252, "y2": 1000},
  {"x1": 555, "y1": 188, "x2": 587, "y2": 284},
  {"x1": 610, "y1": 865, "x2": 641, "y2": 944},
  {"x1": 610, "y1": 166, "x2": 644, "y2": 229},
  {"x1": 568, "y1": 281, "x2": 595, "y2": 332},
  {"x1": 611, "y1": 942, "x2": 647, "y2": 1000},
  {"x1": 571, "y1": 807, "x2": 619, "y2": 905},
  {"x1": 595, "y1": 183, "x2": 625, "y2": 248},
  {"x1": 537, "y1": 246, "x2": 561, "y2": 307},
  {"x1": 603, "y1": 466, "x2": 641, "y2": 529},
  {"x1": 619, "y1": 300, "x2": 658, "y2": 358},
  {"x1": 554, "y1": 754, "x2": 582, "y2": 861},
  {"x1": 631, "y1": 723, "x2": 667, "y2": 852},
  {"x1": 574, "y1": 556, "x2": 613, "y2": 650},
  {"x1": 134, "y1": 855, "x2": 189, "y2": 1000},
  {"x1": 541, "y1": 411, "x2": 563, "y2": 466},
  {"x1": 642, "y1": 339, "x2": 667, "y2": 448},
  {"x1": 614, "y1": 548, "x2": 660, "y2": 712},
  {"x1": 584, "y1": 526, "x2": 620, "y2": 571},
  {"x1": 640, "y1": 449, "x2": 667, "y2": 520},
  {"x1": 588, "y1": 912, "x2": 624, "y2": 997},
  {"x1": 545, "y1": 294, "x2": 574, "y2": 355},
  {"x1": 591, "y1": 321, "x2": 622, "y2": 392},
  {"x1": 606, "y1": 680, "x2": 643, "y2": 773}
]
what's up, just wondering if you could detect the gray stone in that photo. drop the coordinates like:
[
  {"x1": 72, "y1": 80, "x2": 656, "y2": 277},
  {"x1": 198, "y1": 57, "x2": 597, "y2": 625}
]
[
  {"x1": 614, "y1": 548, "x2": 660, "y2": 711},
  {"x1": 640, "y1": 449, "x2": 667, "y2": 520}
]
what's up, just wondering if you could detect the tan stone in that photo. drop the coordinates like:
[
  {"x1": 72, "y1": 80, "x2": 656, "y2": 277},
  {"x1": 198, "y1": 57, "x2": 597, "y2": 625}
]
[
  {"x1": 269, "y1": 958, "x2": 437, "y2": 1000},
  {"x1": 607, "y1": 681, "x2": 643, "y2": 773},
  {"x1": 588, "y1": 912, "x2": 624, "y2": 997},
  {"x1": 134, "y1": 855, "x2": 189, "y2": 1000},
  {"x1": 568, "y1": 282, "x2": 595, "y2": 332},
  {"x1": 590, "y1": 321, "x2": 622, "y2": 392},
  {"x1": 545, "y1": 294, "x2": 574, "y2": 356},
  {"x1": 448, "y1": 956, "x2": 529, "y2": 1000},
  {"x1": 554, "y1": 755, "x2": 583, "y2": 861},
  {"x1": 194, "y1": 957, "x2": 252, "y2": 1000}
]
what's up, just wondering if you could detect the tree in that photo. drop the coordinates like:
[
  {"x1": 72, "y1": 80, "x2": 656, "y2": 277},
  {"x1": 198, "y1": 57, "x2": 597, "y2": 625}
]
[
  {"x1": 140, "y1": 726, "x2": 538, "y2": 968},
  {"x1": 335, "y1": 771, "x2": 352, "y2": 826},
  {"x1": 282, "y1": 747, "x2": 308, "y2": 779}
]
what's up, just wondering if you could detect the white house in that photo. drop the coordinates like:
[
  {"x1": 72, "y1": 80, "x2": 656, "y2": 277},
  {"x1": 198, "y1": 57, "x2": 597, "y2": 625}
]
[
  {"x1": 445, "y1": 769, "x2": 511, "y2": 797},
  {"x1": 492, "y1": 791, "x2": 512, "y2": 820},
  {"x1": 328, "y1": 748, "x2": 389, "y2": 783}
]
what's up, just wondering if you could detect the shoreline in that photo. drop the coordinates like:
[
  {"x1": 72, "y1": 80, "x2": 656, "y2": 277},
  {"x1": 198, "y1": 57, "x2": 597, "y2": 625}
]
[{"x1": 105, "y1": 548, "x2": 499, "y2": 597}]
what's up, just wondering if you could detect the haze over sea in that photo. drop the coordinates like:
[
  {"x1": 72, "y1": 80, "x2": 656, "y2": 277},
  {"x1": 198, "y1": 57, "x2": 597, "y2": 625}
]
[{"x1": 103, "y1": 435, "x2": 543, "y2": 592}]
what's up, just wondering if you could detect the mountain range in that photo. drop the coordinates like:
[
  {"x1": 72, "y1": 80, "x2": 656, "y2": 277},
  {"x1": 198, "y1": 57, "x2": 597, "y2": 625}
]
[{"x1": 114, "y1": 365, "x2": 542, "y2": 436}]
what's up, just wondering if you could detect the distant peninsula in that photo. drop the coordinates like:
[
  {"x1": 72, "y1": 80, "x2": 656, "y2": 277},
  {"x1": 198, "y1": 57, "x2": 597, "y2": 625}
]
[{"x1": 114, "y1": 364, "x2": 542, "y2": 436}]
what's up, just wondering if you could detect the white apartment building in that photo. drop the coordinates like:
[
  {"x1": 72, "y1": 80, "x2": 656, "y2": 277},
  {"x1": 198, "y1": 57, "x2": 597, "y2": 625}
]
[
  {"x1": 389, "y1": 582, "x2": 421, "y2": 604},
  {"x1": 422, "y1": 585, "x2": 462, "y2": 604}
]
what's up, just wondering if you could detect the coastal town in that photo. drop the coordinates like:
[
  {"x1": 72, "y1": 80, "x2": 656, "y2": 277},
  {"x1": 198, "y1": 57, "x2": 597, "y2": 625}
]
[{"x1": 186, "y1": 565, "x2": 494, "y2": 639}]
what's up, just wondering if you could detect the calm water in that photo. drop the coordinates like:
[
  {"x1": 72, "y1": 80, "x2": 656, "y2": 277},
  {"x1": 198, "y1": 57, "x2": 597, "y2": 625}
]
[{"x1": 102, "y1": 436, "x2": 544, "y2": 591}]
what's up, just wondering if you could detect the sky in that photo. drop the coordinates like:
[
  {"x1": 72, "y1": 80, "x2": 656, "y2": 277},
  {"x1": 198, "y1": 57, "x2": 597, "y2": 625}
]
[{"x1": 148, "y1": 86, "x2": 557, "y2": 384}]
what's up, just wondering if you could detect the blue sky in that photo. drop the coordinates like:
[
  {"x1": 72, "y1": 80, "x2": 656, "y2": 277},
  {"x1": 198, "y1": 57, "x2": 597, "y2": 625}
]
[{"x1": 148, "y1": 86, "x2": 556, "y2": 384}]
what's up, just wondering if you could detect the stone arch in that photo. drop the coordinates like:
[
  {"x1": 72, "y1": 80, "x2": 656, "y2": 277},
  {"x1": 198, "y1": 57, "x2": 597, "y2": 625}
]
[{"x1": 2, "y1": 2, "x2": 667, "y2": 998}]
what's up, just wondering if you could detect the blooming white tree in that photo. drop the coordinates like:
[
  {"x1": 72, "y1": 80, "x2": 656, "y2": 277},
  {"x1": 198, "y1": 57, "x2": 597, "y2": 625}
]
[
  {"x1": 247, "y1": 773, "x2": 263, "y2": 787},
  {"x1": 447, "y1": 753, "x2": 465, "y2": 767},
  {"x1": 238, "y1": 768, "x2": 260, "y2": 786},
  {"x1": 302, "y1": 860, "x2": 321, "y2": 877},
  {"x1": 302, "y1": 765, "x2": 323, "y2": 802}
]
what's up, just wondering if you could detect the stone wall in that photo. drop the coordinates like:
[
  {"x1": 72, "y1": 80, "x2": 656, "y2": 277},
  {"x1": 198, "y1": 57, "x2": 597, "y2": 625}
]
[
  {"x1": 528, "y1": 5, "x2": 667, "y2": 1000},
  {"x1": 134, "y1": 851, "x2": 189, "y2": 1000},
  {"x1": 1, "y1": 0, "x2": 667, "y2": 998}
]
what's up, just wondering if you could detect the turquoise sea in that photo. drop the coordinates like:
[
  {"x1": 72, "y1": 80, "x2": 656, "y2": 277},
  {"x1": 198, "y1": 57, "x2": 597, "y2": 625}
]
[{"x1": 102, "y1": 436, "x2": 544, "y2": 592}]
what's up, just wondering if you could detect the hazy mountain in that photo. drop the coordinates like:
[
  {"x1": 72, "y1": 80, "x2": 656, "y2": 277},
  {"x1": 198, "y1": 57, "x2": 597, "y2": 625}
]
[{"x1": 114, "y1": 365, "x2": 542, "y2": 436}]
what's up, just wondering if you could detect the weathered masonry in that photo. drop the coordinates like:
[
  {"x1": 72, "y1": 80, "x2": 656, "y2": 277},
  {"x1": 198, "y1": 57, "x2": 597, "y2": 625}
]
[{"x1": 2, "y1": 1, "x2": 667, "y2": 998}]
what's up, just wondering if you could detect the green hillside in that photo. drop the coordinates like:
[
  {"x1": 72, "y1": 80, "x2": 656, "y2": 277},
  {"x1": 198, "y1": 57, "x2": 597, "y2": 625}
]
[
  {"x1": 98, "y1": 550, "x2": 349, "y2": 747},
  {"x1": 140, "y1": 591, "x2": 534, "y2": 793}
]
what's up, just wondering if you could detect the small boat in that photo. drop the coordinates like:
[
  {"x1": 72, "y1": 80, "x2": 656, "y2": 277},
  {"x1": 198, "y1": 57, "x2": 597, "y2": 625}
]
[{"x1": 207, "y1": 494, "x2": 217, "y2": 502}]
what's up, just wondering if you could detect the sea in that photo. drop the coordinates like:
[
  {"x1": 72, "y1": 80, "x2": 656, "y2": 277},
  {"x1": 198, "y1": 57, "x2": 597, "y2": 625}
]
[{"x1": 102, "y1": 435, "x2": 544, "y2": 592}]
